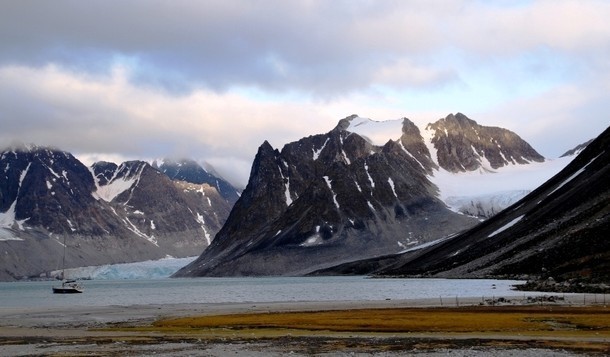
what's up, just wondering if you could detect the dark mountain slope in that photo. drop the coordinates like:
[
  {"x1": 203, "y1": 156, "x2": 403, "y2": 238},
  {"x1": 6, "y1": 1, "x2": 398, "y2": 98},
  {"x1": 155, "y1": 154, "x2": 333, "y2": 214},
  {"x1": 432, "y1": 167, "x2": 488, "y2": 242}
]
[{"x1": 327, "y1": 125, "x2": 609, "y2": 285}]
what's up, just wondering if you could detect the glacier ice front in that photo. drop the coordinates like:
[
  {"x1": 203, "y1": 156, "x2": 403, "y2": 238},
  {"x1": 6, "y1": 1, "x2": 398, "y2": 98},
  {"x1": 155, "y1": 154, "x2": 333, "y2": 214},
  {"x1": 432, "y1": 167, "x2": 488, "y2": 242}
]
[{"x1": 51, "y1": 256, "x2": 198, "y2": 280}]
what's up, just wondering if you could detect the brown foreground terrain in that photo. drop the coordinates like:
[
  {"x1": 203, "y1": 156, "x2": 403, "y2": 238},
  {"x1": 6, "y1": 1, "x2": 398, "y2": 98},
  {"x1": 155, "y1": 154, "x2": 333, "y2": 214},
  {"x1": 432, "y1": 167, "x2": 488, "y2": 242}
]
[{"x1": 0, "y1": 297, "x2": 608, "y2": 356}]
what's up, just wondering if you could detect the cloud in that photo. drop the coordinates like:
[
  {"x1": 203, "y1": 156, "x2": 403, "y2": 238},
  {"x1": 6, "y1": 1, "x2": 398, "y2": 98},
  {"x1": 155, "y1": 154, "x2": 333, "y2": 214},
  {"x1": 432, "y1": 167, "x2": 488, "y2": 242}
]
[
  {"x1": 454, "y1": 0, "x2": 610, "y2": 55},
  {"x1": 1, "y1": 0, "x2": 609, "y2": 185},
  {"x1": 475, "y1": 81, "x2": 610, "y2": 158},
  {"x1": 1, "y1": 1, "x2": 606, "y2": 97},
  {"x1": 0, "y1": 64, "x2": 340, "y2": 186}
]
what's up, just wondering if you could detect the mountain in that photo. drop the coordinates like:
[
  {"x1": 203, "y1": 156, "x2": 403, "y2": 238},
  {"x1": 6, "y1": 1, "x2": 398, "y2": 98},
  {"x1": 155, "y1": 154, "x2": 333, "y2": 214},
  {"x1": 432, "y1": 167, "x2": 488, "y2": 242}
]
[
  {"x1": 317, "y1": 125, "x2": 610, "y2": 290},
  {"x1": 90, "y1": 160, "x2": 231, "y2": 250},
  {"x1": 426, "y1": 113, "x2": 544, "y2": 172},
  {"x1": 152, "y1": 158, "x2": 241, "y2": 205},
  {"x1": 175, "y1": 113, "x2": 557, "y2": 277},
  {"x1": 0, "y1": 146, "x2": 235, "y2": 281},
  {"x1": 560, "y1": 139, "x2": 593, "y2": 158},
  {"x1": 348, "y1": 113, "x2": 566, "y2": 219}
]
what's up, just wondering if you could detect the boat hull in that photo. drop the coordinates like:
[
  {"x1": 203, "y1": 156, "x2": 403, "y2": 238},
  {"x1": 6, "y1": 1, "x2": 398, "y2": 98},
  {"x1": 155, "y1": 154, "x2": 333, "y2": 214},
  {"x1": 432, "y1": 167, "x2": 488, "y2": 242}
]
[
  {"x1": 52, "y1": 281, "x2": 83, "y2": 294},
  {"x1": 52, "y1": 286, "x2": 83, "y2": 294}
]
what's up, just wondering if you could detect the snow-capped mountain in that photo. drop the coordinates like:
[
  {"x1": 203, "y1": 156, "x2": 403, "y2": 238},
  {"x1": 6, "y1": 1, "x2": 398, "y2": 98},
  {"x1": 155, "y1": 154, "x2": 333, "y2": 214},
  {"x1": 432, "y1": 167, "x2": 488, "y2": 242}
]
[
  {"x1": 153, "y1": 158, "x2": 241, "y2": 205},
  {"x1": 0, "y1": 146, "x2": 236, "y2": 281},
  {"x1": 90, "y1": 160, "x2": 231, "y2": 249},
  {"x1": 176, "y1": 112, "x2": 562, "y2": 277},
  {"x1": 340, "y1": 124, "x2": 609, "y2": 287},
  {"x1": 346, "y1": 113, "x2": 573, "y2": 218}
]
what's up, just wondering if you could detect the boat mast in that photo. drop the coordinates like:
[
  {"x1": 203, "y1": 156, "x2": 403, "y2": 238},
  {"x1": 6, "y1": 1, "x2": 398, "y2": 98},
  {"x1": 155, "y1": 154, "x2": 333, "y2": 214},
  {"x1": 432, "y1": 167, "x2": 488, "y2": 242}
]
[{"x1": 61, "y1": 235, "x2": 67, "y2": 281}]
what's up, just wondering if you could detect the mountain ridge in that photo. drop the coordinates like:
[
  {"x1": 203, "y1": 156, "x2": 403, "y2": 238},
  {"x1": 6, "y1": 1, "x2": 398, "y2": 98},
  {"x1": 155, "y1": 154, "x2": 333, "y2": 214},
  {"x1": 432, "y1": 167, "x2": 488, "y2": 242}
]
[
  {"x1": 175, "y1": 113, "x2": 556, "y2": 277},
  {"x1": 0, "y1": 146, "x2": 237, "y2": 281},
  {"x1": 313, "y1": 125, "x2": 609, "y2": 290}
]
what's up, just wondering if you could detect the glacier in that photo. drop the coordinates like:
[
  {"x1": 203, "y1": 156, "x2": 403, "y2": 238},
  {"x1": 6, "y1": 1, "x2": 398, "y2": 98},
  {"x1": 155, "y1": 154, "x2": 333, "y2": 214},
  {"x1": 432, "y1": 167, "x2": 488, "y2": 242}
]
[{"x1": 52, "y1": 256, "x2": 198, "y2": 280}]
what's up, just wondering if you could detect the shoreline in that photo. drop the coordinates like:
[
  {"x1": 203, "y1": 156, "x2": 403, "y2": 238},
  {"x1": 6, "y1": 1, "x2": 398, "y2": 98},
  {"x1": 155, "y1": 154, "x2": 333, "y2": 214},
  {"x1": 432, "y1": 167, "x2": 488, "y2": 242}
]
[
  {"x1": 1, "y1": 294, "x2": 598, "y2": 328},
  {"x1": 1, "y1": 296, "x2": 608, "y2": 356}
]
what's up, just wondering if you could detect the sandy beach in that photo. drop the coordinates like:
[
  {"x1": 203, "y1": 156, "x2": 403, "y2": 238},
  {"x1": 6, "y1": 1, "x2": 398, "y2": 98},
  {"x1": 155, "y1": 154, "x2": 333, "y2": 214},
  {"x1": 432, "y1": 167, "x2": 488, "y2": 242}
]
[{"x1": 1, "y1": 296, "x2": 608, "y2": 356}]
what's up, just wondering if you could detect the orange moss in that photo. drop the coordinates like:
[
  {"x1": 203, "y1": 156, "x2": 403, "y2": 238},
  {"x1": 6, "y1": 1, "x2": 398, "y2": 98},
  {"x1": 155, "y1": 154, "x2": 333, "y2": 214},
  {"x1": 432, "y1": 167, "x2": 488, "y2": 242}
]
[{"x1": 152, "y1": 306, "x2": 610, "y2": 335}]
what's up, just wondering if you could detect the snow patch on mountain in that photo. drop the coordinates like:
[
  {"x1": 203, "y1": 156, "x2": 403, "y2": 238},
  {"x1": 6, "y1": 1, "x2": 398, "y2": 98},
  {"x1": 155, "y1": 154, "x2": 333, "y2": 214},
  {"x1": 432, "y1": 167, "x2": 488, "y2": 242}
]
[
  {"x1": 388, "y1": 177, "x2": 398, "y2": 198},
  {"x1": 488, "y1": 215, "x2": 525, "y2": 238},
  {"x1": 195, "y1": 212, "x2": 211, "y2": 245},
  {"x1": 0, "y1": 228, "x2": 23, "y2": 241},
  {"x1": 421, "y1": 125, "x2": 440, "y2": 167},
  {"x1": 279, "y1": 165, "x2": 293, "y2": 206},
  {"x1": 0, "y1": 163, "x2": 31, "y2": 229},
  {"x1": 547, "y1": 152, "x2": 603, "y2": 197},
  {"x1": 345, "y1": 116, "x2": 403, "y2": 145},
  {"x1": 313, "y1": 138, "x2": 329, "y2": 160},
  {"x1": 364, "y1": 162, "x2": 375, "y2": 189},
  {"x1": 398, "y1": 140, "x2": 427, "y2": 171},
  {"x1": 398, "y1": 233, "x2": 457, "y2": 254},
  {"x1": 94, "y1": 175, "x2": 137, "y2": 201},
  {"x1": 123, "y1": 216, "x2": 158, "y2": 246},
  {"x1": 0, "y1": 202, "x2": 17, "y2": 228},
  {"x1": 323, "y1": 176, "x2": 340, "y2": 209}
]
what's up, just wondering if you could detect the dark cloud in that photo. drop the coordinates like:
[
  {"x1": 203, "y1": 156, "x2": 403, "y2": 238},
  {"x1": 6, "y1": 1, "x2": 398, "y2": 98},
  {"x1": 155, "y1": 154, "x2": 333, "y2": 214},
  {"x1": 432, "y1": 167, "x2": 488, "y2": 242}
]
[
  {"x1": 0, "y1": 1, "x2": 455, "y2": 96},
  {"x1": 3, "y1": 1, "x2": 608, "y2": 99}
]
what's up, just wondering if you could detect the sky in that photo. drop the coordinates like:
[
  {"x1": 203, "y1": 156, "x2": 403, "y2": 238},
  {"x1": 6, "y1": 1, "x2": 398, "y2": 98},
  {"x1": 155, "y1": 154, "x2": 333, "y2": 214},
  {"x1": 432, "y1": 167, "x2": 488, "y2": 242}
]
[{"x1": 1, "y1": 0, "x2": 609, "y2": 187}]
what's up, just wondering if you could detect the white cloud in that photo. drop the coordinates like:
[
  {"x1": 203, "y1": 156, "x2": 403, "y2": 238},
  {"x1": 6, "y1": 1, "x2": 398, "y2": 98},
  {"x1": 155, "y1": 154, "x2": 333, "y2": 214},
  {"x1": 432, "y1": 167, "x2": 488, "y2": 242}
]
[
  {"x1": 1, "y1": 1, "x2": 609, "y2": 186},
  {"x1": 454, "y1": 0, "x2": 610, "y2": 55},
  {"x1": 475, "y1": 82, "x2": 609, "y2": 158},
  {"x1": 1, "y1": 1, "x2": 608, "y2": 96},
  {"x1": 0, "y1": 64, "x2": 338, "y2": 186}
]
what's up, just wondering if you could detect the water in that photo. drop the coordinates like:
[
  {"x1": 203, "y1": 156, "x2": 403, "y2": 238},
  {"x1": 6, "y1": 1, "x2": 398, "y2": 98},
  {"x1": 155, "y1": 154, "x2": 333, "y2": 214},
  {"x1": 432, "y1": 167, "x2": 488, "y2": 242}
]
[{"x1": 0, "y1": 276, "x2": 530, "y2": 309}]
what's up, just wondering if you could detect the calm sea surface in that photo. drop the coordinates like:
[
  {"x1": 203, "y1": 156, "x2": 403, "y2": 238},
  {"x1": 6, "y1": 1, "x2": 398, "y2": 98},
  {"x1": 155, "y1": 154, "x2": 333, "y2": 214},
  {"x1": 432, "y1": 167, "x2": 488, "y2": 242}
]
[{"x1": 0, "y1": 277, "x2": 539, "y2": 309}]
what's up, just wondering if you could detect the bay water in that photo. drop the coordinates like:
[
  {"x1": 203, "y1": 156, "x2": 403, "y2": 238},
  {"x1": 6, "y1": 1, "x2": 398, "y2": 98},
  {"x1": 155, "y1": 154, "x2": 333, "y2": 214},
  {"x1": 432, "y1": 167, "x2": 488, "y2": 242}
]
[{"x1": 0, "y1": 276, "x2": 532, "y2": 309}]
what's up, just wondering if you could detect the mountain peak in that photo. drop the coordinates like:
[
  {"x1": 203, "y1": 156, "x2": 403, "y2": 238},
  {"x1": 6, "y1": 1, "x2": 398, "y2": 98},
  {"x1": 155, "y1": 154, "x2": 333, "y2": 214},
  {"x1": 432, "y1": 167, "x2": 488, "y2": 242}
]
[
  {"x1": 337, "y1": 115, "x2": 404, "y2": 147},
  {"x1": 427, "y1": 113, "x2": 545, "y2": 172},
  {"x1": 334, "y1": 114, "x2": 360, "y2": 131},
  {"x1": 154, "y1": 157, "x2": 240, "y2": 204},
  {"x1": 560, "y1": 139, "x2": 594, "y2": 158},
  {"x1": 445, "y1": 112, "x2": 476, "y2": 126},
  {"x1": 259, "y1": 140, "x2": 275, "y2": 152}
]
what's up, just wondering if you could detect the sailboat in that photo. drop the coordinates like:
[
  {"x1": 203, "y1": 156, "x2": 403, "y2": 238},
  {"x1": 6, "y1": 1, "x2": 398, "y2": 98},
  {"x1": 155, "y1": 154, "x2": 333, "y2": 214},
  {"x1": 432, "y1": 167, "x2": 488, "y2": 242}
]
[{"x1": 52, "y1": 235, "x2": 83, "y2": 294}]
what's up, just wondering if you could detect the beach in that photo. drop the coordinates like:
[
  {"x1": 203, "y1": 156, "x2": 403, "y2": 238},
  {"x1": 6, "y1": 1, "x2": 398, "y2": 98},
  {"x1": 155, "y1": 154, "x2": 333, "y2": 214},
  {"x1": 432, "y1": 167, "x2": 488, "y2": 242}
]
[{"x1": 1, "y1": 296, "x2": 608, "y2": 356}]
